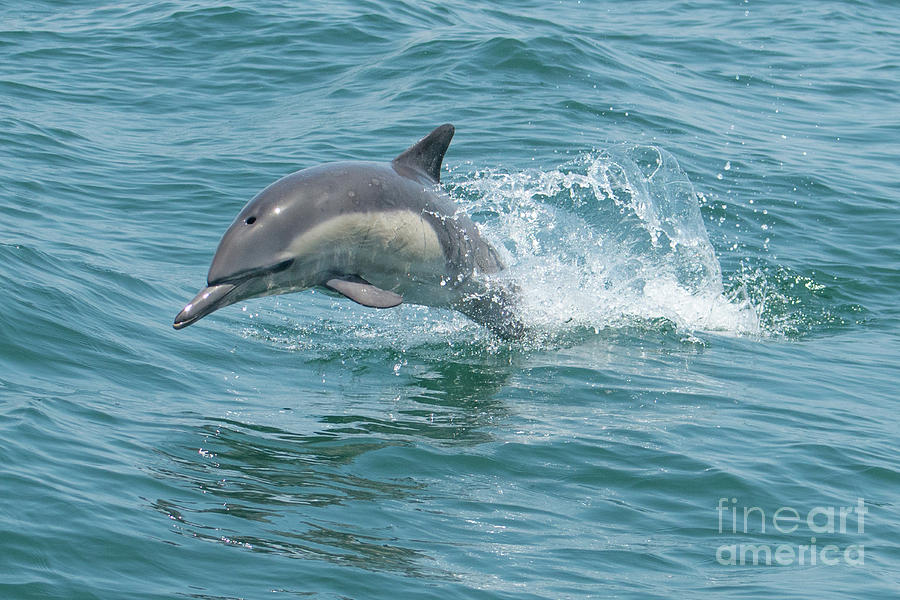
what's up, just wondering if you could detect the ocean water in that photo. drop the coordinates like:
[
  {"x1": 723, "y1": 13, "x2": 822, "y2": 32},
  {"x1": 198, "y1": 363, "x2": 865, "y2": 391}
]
[{"x1": 1, "y1": 1, "x2": 898, "y2": 598}]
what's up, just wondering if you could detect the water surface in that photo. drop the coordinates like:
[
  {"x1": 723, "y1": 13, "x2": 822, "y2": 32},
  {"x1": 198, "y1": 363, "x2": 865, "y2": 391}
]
[{"x1": 1, "y1": 1, "x2": 898, "y2": 598}]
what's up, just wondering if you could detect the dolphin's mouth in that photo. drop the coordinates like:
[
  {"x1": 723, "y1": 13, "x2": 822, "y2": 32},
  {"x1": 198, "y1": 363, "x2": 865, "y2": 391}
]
[
  {"x1": 174, "y1": 259, "x2": 295, "y2": 330},
  {"x1": 207, "y1": 259, "x2": 294, "y2": 286},
  {"x1": 173, "y1": 283, "x2": 239, "y2": 330}
]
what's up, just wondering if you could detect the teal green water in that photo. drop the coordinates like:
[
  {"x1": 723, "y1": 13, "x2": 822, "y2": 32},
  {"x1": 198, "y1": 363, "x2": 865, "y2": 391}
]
[{"x1": 2, "y1": 2, "x2": 898, "y2": 598}]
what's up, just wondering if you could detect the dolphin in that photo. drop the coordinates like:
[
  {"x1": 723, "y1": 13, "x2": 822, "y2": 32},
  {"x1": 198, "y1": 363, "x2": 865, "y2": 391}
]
[{"x1": 173, "y1": 124, "x2": 523, "y2": 338}]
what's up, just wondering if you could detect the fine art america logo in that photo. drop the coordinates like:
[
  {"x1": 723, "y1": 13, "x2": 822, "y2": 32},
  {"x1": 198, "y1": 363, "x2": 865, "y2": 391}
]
[{"x1": 716, "y1": 498, "x2": 867, "y2": 566}]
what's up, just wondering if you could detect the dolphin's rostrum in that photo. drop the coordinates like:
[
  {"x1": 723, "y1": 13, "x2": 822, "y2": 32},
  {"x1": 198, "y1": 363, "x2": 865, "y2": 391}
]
[{"x1": 173, "y1": 124, "x2": 522, "y2": 338}]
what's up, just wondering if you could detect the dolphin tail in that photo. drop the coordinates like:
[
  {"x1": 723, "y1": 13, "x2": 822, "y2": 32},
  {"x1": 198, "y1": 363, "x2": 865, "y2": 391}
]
[{"x1": 454, "y1": 283, "x2": 525, "y2": 340}]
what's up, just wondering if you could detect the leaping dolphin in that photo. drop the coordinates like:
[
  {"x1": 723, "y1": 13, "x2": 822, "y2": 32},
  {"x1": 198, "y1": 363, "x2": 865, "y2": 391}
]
[{"x1": 173, "y1": 124, "x2": 523, "y2": 338}]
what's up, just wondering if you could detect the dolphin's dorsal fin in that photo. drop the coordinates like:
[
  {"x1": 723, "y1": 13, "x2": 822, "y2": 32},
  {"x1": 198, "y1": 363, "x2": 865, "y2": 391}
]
[
  {"x1": 326, "y1": 276, "x2": 403, "y2": 308},
  {"x1": 392, "y1": 123, "x2": 455, "y2": 183}
]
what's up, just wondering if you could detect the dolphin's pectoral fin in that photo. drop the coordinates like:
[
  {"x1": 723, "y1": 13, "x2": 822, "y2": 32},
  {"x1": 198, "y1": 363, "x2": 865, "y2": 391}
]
[
  {"x1": 325, "y1": 276, "x2": 403, "y2": 309},
  {"x1": 392, "y1": 124, "x2": 454, "y2": 183}
]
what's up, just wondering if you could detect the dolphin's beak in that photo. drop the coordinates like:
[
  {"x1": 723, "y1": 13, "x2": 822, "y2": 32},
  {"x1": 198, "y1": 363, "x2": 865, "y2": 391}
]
[{"x1": 173, "y1": 283, "x2": 237, "y2": 329}]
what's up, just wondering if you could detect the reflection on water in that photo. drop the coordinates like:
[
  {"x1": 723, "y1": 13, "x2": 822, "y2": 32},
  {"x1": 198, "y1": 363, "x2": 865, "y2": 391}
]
[
  {"x1": 149, "y1": 353, "x2": 514, "y2": 576},
  {"x1": 324, "y1": 356, "x2": 513, "y2": 443}
]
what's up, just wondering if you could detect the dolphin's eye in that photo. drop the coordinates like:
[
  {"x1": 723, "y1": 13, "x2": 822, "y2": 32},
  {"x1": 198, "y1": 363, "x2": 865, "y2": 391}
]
[{"x1": 245, "y1": 216, "x2": 257, "y2": 225}]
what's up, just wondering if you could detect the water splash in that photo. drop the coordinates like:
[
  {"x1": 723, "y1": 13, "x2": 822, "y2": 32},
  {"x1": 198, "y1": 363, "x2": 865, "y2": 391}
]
[{"x1": 451, "y1": 146, "x2": 762, "y2": 339}]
